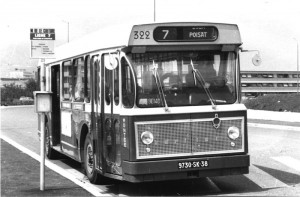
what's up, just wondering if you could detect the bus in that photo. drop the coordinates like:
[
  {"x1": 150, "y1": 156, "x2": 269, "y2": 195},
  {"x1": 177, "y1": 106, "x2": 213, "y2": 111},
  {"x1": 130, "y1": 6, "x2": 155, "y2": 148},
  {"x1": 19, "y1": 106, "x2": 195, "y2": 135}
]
[{"x1": 38, "y1": 22, "x2": 250, "y2": 183}]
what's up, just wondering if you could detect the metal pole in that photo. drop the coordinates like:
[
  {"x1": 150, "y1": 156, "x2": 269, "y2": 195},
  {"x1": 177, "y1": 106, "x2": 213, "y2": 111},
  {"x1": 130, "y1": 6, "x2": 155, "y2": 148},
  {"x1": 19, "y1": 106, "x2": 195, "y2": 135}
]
[
  {"x1": 40, "y1": 59, "x2": 45, "y2": 191},
  {"x1": 293, "y1": 38, "x2": 299, "y2": 94},
  {"x1": 154, "y1": 0, "x2": 156, "y2": 22},
  {"x1": 40, "y1": 112, "x2": 45, "y2": 190},
  {"x1": 297, "y1": 39, "x2": 299, "y2": 94},
  {"x1": 62, "y1": 20, "x2": 69, "y2": 43},
  {"x1": 67, "y1": 22, "x2": 69, "y2": 43}
]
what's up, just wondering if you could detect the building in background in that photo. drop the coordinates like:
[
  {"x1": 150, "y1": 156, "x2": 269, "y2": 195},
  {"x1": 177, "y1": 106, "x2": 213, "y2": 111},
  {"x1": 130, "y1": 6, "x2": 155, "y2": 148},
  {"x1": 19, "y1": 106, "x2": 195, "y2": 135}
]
[
  {"x1": 0, "y1": 68, "x2": 36, "y2": 88},
  {"x1": 240, "y1": 52, "x2": 299, "y2": 97},
  {"x1": 9, "y1": 69, "x2": 35, "y2": 79}
]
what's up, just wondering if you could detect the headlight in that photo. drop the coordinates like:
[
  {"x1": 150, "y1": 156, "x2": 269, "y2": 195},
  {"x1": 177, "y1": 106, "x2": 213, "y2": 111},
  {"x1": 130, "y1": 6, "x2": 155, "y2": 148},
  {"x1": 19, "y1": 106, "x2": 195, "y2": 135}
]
[
  {"x1": 141, "y1": 131, "x2": 154, "y2": 145},
  {"x1": 227, "y1": 126, "x2": 240, "y2": 140}
]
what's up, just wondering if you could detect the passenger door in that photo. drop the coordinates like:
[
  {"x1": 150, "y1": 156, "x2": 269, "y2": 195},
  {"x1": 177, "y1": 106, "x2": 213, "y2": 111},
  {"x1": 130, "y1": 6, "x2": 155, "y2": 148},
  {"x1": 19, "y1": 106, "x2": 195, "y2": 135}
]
[
  {"x1": 101, "y1": 52, "x2": 122, "y2": 175},
  {"x1": 50, "y1": 65, "x2": 61, "y2": 145},
  {"x1": 60, "y1": 57, "x2": 91, "y2": 160}
]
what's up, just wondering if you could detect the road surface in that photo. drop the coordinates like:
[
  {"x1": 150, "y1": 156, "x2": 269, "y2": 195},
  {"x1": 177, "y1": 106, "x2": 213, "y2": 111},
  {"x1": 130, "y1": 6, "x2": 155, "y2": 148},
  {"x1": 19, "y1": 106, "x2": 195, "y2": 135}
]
[{"x1": 1, "y1": 106, "x2": 300, "y2": 196}]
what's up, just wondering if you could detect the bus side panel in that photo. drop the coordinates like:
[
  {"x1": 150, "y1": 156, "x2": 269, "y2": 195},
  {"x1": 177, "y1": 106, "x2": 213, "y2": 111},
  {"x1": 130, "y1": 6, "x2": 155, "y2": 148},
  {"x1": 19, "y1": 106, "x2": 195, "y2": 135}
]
[
  {"x1": 60, "y1": 108, "x2": 78, "y2": 160},
  {"x1": 120, "y1": 116, "x2": 130, "y2": 161},
  {"x1": 60, "y1": 105, "x2": 92, "y2": 161}
]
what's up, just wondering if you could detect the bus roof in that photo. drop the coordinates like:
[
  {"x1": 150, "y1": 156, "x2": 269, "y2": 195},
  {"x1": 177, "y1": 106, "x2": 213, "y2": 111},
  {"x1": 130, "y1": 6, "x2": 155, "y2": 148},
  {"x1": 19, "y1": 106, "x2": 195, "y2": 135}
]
[
  {"x1": 45, "y1": 22, "x2": 241, "y2": 65},
  {"x1": 45, "y1": 23, "x2": 132, "y2": 64}
]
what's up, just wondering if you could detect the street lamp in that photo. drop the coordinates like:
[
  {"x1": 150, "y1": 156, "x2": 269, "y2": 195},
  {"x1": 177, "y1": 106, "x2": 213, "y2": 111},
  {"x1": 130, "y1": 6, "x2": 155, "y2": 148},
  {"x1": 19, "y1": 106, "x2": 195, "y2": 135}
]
[{"x1": 62, "y1": 20, "x2": 69, "y2": 43}]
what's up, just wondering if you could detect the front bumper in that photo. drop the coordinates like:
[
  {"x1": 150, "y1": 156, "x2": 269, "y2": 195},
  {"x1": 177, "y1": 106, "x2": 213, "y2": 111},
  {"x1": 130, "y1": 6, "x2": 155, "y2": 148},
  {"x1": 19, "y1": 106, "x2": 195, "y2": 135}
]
[{"x1": 122, "y1": 154, "x2": 249, "y2": 182}]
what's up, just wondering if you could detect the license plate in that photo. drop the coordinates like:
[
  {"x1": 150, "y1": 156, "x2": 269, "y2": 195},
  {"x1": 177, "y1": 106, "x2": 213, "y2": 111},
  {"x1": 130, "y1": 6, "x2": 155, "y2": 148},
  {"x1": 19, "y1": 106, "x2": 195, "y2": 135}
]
[{"x1": 178, "y1": 160, "x2": 209, "y2": 169}]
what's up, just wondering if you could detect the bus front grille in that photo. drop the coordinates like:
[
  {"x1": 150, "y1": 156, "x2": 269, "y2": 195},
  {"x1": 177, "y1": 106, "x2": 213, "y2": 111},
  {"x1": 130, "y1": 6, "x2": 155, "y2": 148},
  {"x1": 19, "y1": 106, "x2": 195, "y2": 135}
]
[{"x1": 135, "y1": 117, "x2": 244, "y2": 159}]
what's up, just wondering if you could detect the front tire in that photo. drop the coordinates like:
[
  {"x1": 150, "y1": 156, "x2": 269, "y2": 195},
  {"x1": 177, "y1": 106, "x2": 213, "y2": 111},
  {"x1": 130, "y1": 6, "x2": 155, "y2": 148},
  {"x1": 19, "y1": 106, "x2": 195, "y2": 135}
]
[
  {"x1": 83, "y1": 134, "x2": 103, "y2": 184},
  {"x1": 45, "y1": 123, "x2": 59, "y2": 159}
]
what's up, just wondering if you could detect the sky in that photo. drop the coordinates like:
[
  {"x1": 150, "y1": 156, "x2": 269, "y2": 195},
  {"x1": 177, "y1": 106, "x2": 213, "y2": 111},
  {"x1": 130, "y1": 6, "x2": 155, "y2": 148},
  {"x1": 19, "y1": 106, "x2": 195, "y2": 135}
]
[{"x1": 1, "y1": 0, "x2": 300, "y2": 74}]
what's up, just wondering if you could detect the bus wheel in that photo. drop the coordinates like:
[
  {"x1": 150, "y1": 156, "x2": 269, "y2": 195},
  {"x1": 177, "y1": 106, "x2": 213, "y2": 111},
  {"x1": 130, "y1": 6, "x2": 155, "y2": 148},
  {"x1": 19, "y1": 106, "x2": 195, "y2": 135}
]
[
  {"x1": 45, "y1": 123, "x2": 59, "y2": 159},
  {"x1": 83, "y1": 135, "x2": 102, "y2": 184}
]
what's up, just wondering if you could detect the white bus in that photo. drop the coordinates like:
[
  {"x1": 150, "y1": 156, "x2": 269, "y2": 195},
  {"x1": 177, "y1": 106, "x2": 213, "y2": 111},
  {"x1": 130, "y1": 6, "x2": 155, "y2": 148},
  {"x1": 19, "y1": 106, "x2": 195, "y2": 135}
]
[{"x1": 38, "y1": 22, "x2": 250, "y2": 183}]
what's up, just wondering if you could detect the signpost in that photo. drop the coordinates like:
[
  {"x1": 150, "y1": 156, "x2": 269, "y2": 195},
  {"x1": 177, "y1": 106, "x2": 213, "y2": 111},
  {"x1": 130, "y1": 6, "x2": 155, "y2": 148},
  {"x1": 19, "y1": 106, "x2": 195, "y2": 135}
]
[
  {"x1": 30, "y1": 28, "x2": 55, "y2": 191},
  {"x1": 30, "y1": 28, "x2": 55, "y2": 59}
]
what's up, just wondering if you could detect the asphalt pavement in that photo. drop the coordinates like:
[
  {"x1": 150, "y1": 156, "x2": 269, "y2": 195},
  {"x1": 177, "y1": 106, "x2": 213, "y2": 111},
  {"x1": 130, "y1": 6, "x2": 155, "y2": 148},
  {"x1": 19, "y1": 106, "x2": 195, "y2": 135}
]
[
  {"x1": 1, "y1": 107, "x2": 299, "y2": 197},
  {"x1": 1, "y1": 139, "x2": 93, "y2": 197}
]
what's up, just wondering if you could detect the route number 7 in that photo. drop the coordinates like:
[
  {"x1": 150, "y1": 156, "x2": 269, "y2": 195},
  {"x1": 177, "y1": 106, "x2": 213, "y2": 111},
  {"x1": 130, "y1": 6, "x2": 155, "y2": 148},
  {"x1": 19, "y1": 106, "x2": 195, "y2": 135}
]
[{"x1": 162, "y1": 30, "x2": 169, "y2": 39}]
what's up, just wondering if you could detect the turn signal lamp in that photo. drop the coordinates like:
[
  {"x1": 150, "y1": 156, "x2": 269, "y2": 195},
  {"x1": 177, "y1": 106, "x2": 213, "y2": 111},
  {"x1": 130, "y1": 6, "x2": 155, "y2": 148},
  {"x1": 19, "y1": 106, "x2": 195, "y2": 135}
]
[{"x1": 34, "y1": 91, "x2": 52, "y2": 113}]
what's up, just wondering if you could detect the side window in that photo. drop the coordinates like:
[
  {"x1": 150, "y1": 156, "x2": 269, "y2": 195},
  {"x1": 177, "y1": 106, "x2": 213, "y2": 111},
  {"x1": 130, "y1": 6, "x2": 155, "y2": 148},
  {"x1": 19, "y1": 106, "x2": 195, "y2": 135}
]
[
  {"x1": 84, "y1": 56, "x2": 91, "y2": 102},
  {"x1": 91, "y1": 56, "x2": 99, "y2": 104},
  {"x1": 225, "y1": 52, "x2": 236, "y2": 94},
  {"x1": 114, "y1": 59, "x2": 119, "y2": 105},
  {"x1": 74, "y1": 57, "x2": 85, "y2": 101},
  {"x1": 121, "y1": 57, "x2": 134, "y2": 108},
  {"x1": 103, "y1": 54, "x2": 112, "y2": 105},
  {"x1": 62, "y1": 60, "x2": 72, "y2": 100},
  {"x1": 103, "y1": 53, "x2": 119, "y2": 106}
]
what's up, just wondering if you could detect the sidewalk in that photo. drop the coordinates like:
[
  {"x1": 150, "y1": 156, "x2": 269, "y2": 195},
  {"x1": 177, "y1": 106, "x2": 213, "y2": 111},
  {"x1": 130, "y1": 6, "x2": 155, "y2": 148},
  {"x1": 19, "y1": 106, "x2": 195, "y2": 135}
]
[
  {"x1": 247, "y1": 109, "x2": 300, "y2": 129},
  {"x1": 247, "y1": 109, "x2": 300, "y2": 123},
  {"x1": 1, "y1": 139, "x2": 93, "y2": 197}
]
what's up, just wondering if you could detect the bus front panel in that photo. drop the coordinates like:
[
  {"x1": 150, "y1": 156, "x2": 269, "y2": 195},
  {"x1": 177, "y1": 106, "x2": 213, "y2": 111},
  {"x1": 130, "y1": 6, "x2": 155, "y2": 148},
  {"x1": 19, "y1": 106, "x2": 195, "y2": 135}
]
[{"x1": 120, "y1": 109, "x2": 249, "y2": 182}]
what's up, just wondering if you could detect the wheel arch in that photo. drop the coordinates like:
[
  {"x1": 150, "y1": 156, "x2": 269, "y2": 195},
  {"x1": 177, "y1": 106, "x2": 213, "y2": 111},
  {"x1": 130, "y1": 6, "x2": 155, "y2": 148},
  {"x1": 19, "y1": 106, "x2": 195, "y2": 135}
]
[{"x1": 79, "y1": 123, "x2": 89, "y2": 162}]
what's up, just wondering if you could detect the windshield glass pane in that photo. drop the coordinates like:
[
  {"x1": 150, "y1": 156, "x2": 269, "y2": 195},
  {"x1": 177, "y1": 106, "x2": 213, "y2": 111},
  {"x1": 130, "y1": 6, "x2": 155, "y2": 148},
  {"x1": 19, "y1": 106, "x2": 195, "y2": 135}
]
[{"x1": 128, "y1": 51, "x2": 237, "y2": 108}]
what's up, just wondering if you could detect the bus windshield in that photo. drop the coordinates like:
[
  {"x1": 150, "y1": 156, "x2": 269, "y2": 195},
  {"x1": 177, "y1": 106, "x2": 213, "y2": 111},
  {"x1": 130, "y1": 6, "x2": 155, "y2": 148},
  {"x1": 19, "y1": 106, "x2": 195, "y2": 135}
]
[{"x1": 128, "y1": 51, "x2": 237, "y2": 108}]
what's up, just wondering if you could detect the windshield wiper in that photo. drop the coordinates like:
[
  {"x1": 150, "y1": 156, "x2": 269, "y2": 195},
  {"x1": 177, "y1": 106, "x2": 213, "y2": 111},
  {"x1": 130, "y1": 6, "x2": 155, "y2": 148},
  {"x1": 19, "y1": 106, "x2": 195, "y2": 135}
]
[
  {"x1": 190, "y1": 59, "x2": 217, "y2": 110},
  {"x1": 152, "y1": 60, "x2": 169, "y2": 112}
]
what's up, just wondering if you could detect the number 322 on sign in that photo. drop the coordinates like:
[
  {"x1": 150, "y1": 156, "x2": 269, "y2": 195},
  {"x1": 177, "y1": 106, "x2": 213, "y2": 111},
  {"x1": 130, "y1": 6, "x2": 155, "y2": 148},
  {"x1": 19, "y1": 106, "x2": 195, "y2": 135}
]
[
  {"x1": 178, "y1": 160, "x2": 209, "y2": 169},
  {"x1": 133, "y1": 31, "x2": 150, "y2": 39}
]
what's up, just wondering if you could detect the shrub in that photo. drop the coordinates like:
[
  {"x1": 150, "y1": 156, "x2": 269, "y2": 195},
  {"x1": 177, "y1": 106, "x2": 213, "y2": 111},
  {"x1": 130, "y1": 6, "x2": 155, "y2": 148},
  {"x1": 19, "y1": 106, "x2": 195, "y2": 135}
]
[
  {"x1": 243, "y1": 94, "x2": 300, "y2": 112},
  {"x1": 0, "y1": 78, "x2": 38, "y2": 106}
]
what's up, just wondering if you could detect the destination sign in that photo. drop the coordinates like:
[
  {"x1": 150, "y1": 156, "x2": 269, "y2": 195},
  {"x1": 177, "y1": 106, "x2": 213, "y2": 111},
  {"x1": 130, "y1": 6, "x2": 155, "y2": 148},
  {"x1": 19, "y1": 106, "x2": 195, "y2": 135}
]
[
  {"x1": 153, "y1": 26, "x2": 218, "y2": 42},
  {"x1": 30, "y1": 28, "x2": 55, "y2": 40}
]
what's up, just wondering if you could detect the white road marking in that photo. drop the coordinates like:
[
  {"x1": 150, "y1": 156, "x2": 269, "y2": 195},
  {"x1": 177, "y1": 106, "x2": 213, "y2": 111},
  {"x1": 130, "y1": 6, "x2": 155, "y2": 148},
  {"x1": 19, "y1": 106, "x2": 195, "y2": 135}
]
[
  {"x1": 244, "y1": 165, "x2": 289, "y2": 189},
  {"x1": 206, "y1": 177, "x2": 222, "y2": 192},
  {"x1": 271, "y1": 156, "x2": 300, "y2": 172},
  {"x1": 0, "y1": 135, "x2": 110, "y2": 197}
]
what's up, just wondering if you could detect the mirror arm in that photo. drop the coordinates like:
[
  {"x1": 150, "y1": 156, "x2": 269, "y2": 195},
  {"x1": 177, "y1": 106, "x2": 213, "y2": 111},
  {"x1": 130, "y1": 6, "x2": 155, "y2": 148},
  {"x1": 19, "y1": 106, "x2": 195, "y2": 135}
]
[{"x1": 240, "y1": 49, "x2": 262, "y2": 66}]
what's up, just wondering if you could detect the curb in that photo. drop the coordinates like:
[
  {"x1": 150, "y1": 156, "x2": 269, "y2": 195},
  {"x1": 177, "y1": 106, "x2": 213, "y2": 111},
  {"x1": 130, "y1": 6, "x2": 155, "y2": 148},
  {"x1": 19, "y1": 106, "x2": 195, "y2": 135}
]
[
  {"x1": 248, "y1": 122, "x2": 300, "y2": 131},
  {"x1": 0, "y1": 105, "x2": 34, "y2": 109},
  {"x1": 0, "y1": 135, "x2": 109, "y2": 197},
  {"x1": 247, "y1": 109, "x2": 300, "y2": 123}
]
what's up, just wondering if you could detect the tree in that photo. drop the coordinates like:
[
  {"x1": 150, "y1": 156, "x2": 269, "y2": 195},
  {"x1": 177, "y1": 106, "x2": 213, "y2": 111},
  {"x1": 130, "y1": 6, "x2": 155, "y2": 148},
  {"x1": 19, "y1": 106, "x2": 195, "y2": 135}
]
[
  {"x1": 24, "y1": 78, "x2": 38, "y2": 97},
  {"x1": 1, "y1": 83, "x2": 25, "y2": 102},
  {"x1": 0, "y1": 78, "x2": 38, "y2": 105}
]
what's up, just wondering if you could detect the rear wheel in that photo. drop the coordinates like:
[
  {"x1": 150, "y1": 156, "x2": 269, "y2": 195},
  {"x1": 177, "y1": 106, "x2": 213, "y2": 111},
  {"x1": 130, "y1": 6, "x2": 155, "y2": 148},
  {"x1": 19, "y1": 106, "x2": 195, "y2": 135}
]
[{"x1": 83, "y1": 134, "x2": 103, "y2": 184}]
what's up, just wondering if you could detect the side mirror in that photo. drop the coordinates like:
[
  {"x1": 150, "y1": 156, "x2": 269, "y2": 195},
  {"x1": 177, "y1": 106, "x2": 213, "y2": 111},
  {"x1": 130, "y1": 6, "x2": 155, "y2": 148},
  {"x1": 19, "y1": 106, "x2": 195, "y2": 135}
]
[
  {"x1": 252, "y1": 53, "x2": 262, "y2": 66},
  {"x1": 240, "y1": 49, "x2": 262, "y2": 66},
  {"x1": 105, "y1": 53, "x2": 119, "y2": 70}
]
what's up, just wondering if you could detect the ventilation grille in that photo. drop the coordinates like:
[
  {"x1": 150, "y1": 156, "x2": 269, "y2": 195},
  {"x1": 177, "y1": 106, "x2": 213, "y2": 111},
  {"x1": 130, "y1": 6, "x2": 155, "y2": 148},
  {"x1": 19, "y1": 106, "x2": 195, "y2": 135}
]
[{"x1": 135, "y1": 118, "x2": 244, "y2": 159}]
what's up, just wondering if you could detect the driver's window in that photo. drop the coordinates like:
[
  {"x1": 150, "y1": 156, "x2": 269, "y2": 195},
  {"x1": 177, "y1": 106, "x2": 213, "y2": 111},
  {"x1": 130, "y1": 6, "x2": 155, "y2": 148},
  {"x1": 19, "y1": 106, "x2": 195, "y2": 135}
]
[
  {"x1": 121, "y1": 57, "x2": 134, "y2": 108},
  {"x1": 224, "y1": 52, "x2": 236, "y2": 93}
]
